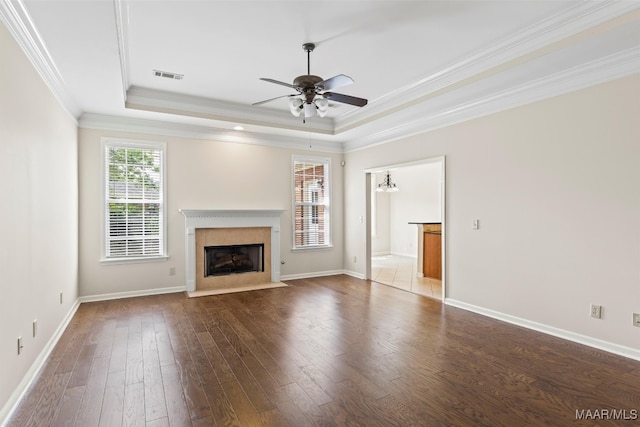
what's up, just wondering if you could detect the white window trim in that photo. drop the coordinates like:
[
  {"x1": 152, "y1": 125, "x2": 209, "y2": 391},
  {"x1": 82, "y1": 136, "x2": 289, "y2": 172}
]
[
  {"x1": 100, "y1": 138, "x2": 168, "y2": 264},
  {"x1": 291, "y1": 155, "x2": 332, "y2": 250},
  {"x1": 371, "y1": 173, "x2": 377, "y2": 238}
]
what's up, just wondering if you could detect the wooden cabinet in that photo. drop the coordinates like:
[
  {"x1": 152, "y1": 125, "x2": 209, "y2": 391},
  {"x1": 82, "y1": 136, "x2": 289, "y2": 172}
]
[{"x1": 423, "y1": 224, "x2": 442, "y2": 280}]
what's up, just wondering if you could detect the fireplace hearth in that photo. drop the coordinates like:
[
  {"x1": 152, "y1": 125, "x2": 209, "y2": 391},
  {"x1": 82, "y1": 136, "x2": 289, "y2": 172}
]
[{"x1": 205, "y1": 244, "x2": 264, "y2": 277}]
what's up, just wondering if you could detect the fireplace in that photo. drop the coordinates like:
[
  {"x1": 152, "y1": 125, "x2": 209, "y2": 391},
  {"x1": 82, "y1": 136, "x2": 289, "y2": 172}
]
[
  {"x1": 180, "y1": 209, "x2": 284, "y2": 293},
  {"x1": 205, "y1": 243, "x2": 264, "y2": 277}
]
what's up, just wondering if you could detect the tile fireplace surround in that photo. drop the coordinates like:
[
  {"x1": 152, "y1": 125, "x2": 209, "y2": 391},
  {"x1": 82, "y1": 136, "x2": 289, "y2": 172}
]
[{"x1": 179, "y1": 209, "x2": 285, "y2": 293}]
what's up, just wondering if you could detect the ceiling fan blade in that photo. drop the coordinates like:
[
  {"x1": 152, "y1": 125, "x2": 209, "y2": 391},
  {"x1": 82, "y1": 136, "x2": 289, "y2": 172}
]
[
  {"x1": 259, "y1": 78, "x2": 298, "y2": 89},
  {"x1": 323, "y1": 92, "x2": 368, "y2": 107},
  {"x1": 252, "y1": 94, "x2": 298, "y2": 106},
  {"x1": 316, "y1": 74, "x2": 353, "y2": 91}
]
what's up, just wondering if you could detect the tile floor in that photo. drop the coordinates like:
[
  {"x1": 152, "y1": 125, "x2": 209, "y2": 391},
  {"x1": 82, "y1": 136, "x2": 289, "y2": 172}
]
[{"x1": 371, "y1": 254, "x2": 442, "y2": 300}]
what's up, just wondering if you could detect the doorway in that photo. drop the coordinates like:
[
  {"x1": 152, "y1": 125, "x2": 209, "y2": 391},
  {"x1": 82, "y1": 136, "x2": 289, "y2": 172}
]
[{"x1": 364, "y1": 157, "x2": 445, "y2": 301}]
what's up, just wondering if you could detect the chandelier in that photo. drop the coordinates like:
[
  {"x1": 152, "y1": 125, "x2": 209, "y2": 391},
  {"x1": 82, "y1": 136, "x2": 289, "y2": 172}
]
[{"x1": 376, "y1": 171, "x2": 399, "y2": 192}]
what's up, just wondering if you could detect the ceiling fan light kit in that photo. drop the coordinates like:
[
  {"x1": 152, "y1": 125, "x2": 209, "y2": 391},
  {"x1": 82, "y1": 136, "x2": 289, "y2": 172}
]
[
  {"x1": 253, "y1": 42, "x2": 368, "y2": 121},
  {"x1": 289, "y1": 98, "x2": 303, "y2": 117},
  {"x1": 289, "y1": 96, "x2": 329, "y2": 118},
  {"x1": 303, "y1": 102, "x2": 317, "y2": 118},
  {"x1": 315, "y1": 98, "x2": 329, "y2": 116}
]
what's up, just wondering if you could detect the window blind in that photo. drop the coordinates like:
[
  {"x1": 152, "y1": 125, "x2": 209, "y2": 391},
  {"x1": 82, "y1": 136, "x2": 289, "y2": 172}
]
[
  {"x1": 293, "y1": 157, "x2": 330, "y2": 248},
  {"x1": 104, "y1": 141, "x2": 165, "y2": 259}
]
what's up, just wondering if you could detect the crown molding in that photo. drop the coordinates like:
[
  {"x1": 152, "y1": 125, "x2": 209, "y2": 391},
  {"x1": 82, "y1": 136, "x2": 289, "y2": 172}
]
[
  {"x1": 113, "y1": 0, "x2": 130, "y2": 101},
  {"x1": 335, "y1": 0, "x2": 640, "y2": 134},
  {"x1": 125, "y1": 86, "x2": 335, "y2": 135},
  {"x1": 0, "y1": 0, "x2": 80, "y2": 121},
  {"x1": 343, "y1": 47, "x2": 640, "y2": 152},
  {"x1": 81, "y1": 45, "x2": 638, "y2": 155},
  {"x1": 79, "y1": 113, "x2": 344, "y2": 153}
]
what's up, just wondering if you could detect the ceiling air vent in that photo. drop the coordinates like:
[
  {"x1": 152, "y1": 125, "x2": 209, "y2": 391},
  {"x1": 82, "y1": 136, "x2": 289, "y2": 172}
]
[{"x1": 153, "y1": 70, "x2": 183, "y2": 80}]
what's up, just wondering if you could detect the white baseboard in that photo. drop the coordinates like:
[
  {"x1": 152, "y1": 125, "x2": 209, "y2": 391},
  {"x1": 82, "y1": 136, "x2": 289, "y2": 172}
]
[
  {"x1": 372, "y1": 252, "x2": 418, "y2": 260},
  {"x1": 281, "y1": 270, "x2": 348, "y2": 281},
  {"x1": 391, "y1": 251, "x2": 417, "y2": 259},
  {"x1": 371, "y1": 251, "x2": 389, "y2": 257},
  {"x1": 79, "y1": 286, "x2": 185, "y2": 303},
  {"x1": 445, "y1": 298, "x2": 640, "y2": 362},
  {"x1": 0, "y1": 299, "x2": 81, "y2": 427},
  {"x1": 343, "y1": 270, "x2": 365, "y2": 280}
]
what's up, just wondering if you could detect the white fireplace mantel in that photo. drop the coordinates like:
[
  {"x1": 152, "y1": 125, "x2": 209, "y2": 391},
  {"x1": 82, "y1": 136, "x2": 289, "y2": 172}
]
[{"x1": 179, "y1": 209, "x2": 285, "y2": 292}]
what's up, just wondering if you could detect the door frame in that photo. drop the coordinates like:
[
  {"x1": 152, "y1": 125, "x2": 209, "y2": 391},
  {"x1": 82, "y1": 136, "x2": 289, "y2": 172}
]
[{"x1": 364, "y1": 156, "x2": 446, "y2": 300}]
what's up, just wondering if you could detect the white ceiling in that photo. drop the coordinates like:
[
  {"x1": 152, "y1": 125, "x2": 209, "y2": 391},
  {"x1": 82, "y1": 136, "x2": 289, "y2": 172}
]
[{"x1": 3, "y1": 0, "x2": 639, "y2": 151}]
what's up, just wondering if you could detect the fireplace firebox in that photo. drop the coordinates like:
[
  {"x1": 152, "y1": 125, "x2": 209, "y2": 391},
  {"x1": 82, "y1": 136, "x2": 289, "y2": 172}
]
[{"x1": 204, "y1": 244, "x2": 264, "y2": 277}]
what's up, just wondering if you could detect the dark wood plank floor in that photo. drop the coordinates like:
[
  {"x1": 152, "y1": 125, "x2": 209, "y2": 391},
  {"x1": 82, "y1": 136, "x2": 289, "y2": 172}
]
[{"x1": 7, "y1": 275, "x2": 640, "y2": 426}]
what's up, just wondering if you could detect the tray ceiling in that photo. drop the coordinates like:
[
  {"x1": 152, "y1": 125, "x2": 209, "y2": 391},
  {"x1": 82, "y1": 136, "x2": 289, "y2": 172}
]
[{"x1": 2, "y1": 0, "x2": 639, "y2": 151}]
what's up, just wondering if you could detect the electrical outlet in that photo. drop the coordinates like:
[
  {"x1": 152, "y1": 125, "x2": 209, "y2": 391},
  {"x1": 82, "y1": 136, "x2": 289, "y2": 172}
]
[
  {"x1": 590, "y1": 304, "x2": 602, "y2": 319},
  {"x1": 59, "y1": 292, "x2": 63, "y2": 304},
  {"x1": 169, "y1": 267, "x2": 176, "y2": 276},
  {"x1": 17, "y1": 337, "x2": 23, "y2": 355},
  {"x1": 353, "y1": 256, "x2": 357, "y2": 263},
  {"x1": 633, "y1": 313, "x2": 640, "y2": 327},
  {"x1": 33, "y1": 319, "x2": 37, "y2": 338},
  {"x1": 472, "y1": 219, "x2": 480, "y2": 230}
]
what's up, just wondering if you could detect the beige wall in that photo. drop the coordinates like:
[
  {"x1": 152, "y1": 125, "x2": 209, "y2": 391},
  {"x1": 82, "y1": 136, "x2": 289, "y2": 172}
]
[
  {"x1": 345, "y1": 74, "x2": 640, "y2": 350},
  {"x1": 78, "y1": 128, "x2": 345, "y2": 296},
  {"x1": 0, "y1": 25, "x2": 78, "y2": 419}
]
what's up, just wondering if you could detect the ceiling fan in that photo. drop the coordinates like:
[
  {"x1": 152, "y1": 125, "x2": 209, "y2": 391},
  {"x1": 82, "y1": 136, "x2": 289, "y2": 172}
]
[{"x1": 252, "y1": 43, "x2": 368, "y2": 120}]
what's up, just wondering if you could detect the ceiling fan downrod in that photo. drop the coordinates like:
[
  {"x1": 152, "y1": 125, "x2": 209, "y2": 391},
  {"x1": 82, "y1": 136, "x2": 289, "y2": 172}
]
[{"x1": 302, "y1": 43, "x2": 315, "y2": 75}]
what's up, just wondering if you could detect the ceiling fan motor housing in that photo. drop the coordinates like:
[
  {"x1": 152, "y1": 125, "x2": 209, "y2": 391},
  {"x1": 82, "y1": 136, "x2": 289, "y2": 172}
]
[{"x1": 293, "y1": 75, "x2": 323, "y2": 103}]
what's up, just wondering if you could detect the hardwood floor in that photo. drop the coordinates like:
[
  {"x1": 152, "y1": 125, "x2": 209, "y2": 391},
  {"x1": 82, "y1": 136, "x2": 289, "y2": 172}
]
[{"x1": 7, "y1": 275, "x2": 640, "y2": 426}]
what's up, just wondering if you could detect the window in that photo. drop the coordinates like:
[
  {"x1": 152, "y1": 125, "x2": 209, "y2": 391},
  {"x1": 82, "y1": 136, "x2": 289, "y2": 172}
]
[
  {"x1": 102, "y1": 139, "x2": 166, "y2": 261},
  {"x1": 293, "y1": 156, "x2": 330, "y2": 249}
]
